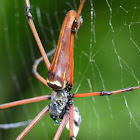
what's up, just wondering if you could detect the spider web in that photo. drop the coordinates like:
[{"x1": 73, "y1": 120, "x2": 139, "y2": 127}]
[{"x1": 0, "y1": 0, "x2": 140, "y2": 140}]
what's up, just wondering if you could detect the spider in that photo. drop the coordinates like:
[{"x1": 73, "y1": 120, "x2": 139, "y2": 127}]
[{"x1": 0, "y1": 0, "x2": 140, "y2": 139}]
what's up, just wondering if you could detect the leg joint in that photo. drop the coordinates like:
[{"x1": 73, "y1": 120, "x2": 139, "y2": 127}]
[
  {"x1": 71, "y1": 20, "x2": 78, "y2": 33},
  {"x1": 32, "y1": 64, "x2": 37, "y2": 74},
  {"x1": 101, "y1": 91, "x2": 112, "y2": 96},
  {"x1": 70, "y1": 137, "x2": 76, "y2": 140},
  {"x1": 126, "y1": 87, "x2": 133, "y2": 91},
  {"x1": 25, "y1": 5, "x2": 32, "y2": 19}
]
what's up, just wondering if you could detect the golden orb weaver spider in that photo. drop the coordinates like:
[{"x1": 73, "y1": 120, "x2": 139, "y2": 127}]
[{"x1": 0, "y1": 0, "x2": 140, "y2": 140}]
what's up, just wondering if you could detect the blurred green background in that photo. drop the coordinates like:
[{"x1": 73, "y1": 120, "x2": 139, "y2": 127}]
[{"x1": 0, "y1": 0, "x2": 140, "y2": 140}]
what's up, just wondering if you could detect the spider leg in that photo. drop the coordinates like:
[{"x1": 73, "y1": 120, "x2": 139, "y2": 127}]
[
  {"x1": 33, "y1": 49, "x2": 55, "y2": 88},
  {"x1": 0, "y1": 95, "x2": 51, "y2": 110},
  {"x1": 68, "y1": 32, "x2": 75, "y2": 91},
  {"x1": 33, "y1": 56, "x2": 51, "y2": 88},
  {"x1": 16, "y1": 105, "x2": 49, "y2": 140},
  {"x1": 73, "y1": 86, "x2": 140, "y2": 98},
  {"x1": 25, "y1": 0, "x2": 50, "y2": 70},
  {"x1": 69, "y1": 104, "x2": 75, "y2": 140},
  {"x1": 68, "y1": 0, "x2": 85, "y2": 91},
  {"x1": 75, "y1": 0, "x2": 86, "y2": 21},
  {"x1": 53, "y1": 113, "x2": 69, "y2": 140}
]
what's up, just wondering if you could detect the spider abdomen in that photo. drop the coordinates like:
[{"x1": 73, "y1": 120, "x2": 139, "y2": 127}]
[{"x1": 47, "y1": 10, "x2": 82, "y2": 90}]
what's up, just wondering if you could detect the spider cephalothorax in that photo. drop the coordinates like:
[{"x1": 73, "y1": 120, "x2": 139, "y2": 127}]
[
  {"x1": 49, "y1": 89, "x2": 76, "y2": 124},
  {"x1": 49, "y1": 89, "x2": 82, "y2": 137},
  {"x1": 49, "y1": 90, "x2": 68, "y2": 122}
]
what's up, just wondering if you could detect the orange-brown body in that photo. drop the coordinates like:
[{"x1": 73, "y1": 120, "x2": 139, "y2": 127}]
[{"x1": 47, "y1": 10, "x2": 82, "y2": 90}]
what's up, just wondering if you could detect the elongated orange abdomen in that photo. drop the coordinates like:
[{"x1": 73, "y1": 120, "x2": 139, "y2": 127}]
[{"x1": 47, "y1": 10, "x2": 81, "y2": 90}]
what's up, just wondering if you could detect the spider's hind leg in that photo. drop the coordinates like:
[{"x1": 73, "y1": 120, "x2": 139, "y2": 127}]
[{"x1": 25, "y1": 0, "x2": 51, "y2": 70}]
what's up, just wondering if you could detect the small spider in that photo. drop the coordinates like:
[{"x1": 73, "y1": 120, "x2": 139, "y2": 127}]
[{"x1": 0, "y1": 0, "x2": 140, "y2": 139}]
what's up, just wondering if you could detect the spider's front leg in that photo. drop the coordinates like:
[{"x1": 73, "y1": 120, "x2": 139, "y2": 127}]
[
  {"x1": 67, "y1": 104, "x2": 81, "y2": 140},
  {"x1": 53, "y1": 113, "x2": 69, "y2": 140},
  {"x1": 69, "y1": 104, "x2": 75, "y2": 140},
  {"x1": 16, "y1": 105, "x2": 49, "y2": 140}
]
